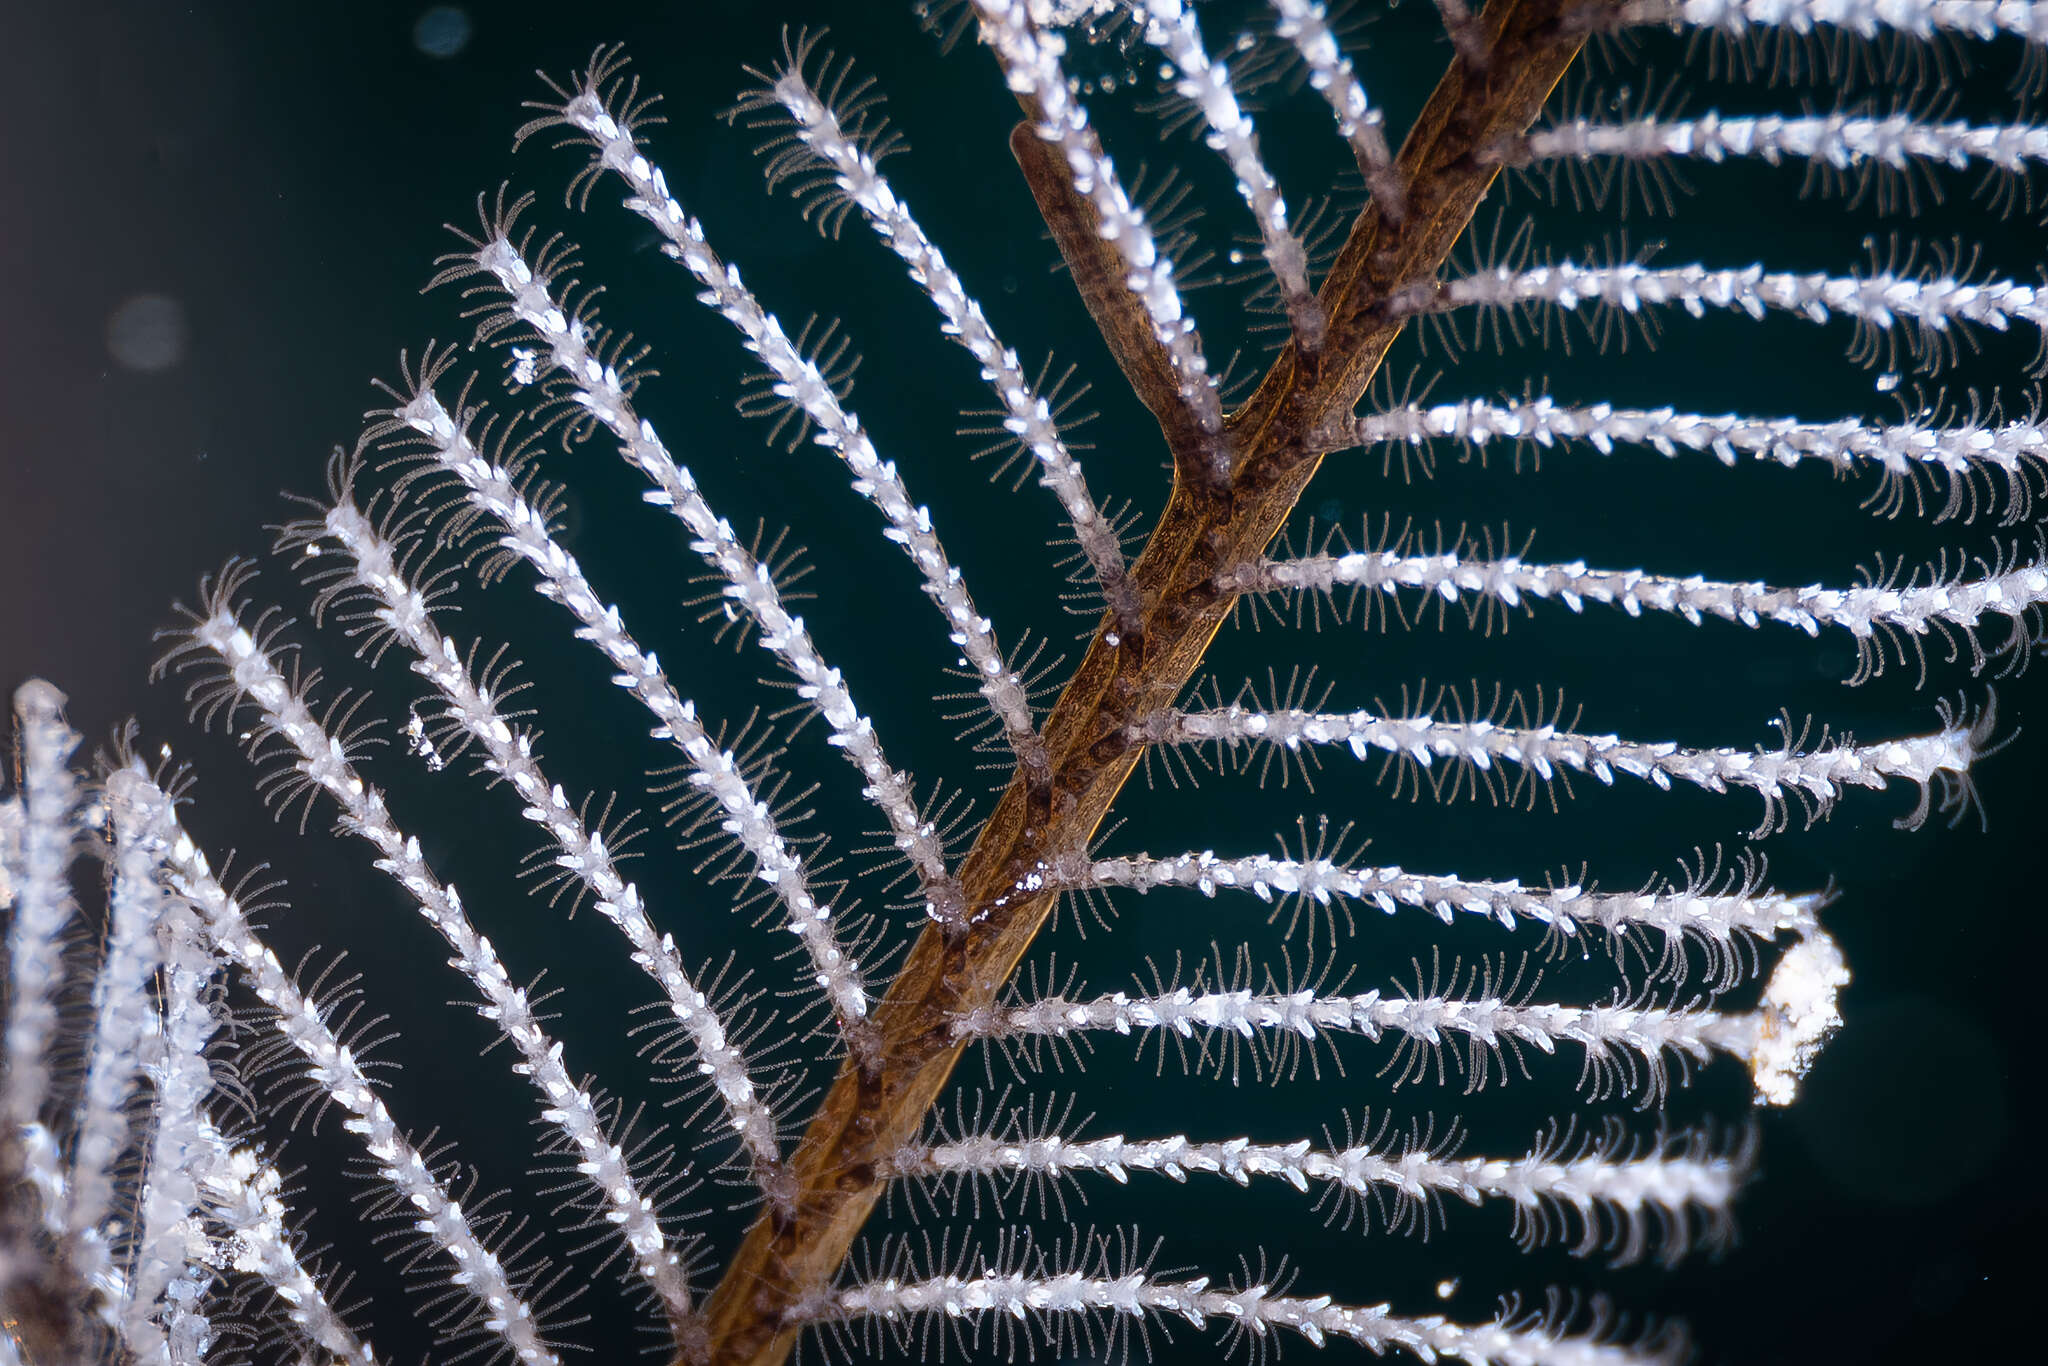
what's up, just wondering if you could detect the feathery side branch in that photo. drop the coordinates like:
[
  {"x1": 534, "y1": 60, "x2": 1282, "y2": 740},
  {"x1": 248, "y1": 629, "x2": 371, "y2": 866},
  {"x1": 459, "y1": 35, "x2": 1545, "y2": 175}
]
[
  {"x1": 111, "y1": 767, "x2": 560, "y2": 1366},
  {"x1": 1060, "y1": 848, "x2": 1821, "y2": 944},
  {"x1": 896, "y1": 1125, "x2": 1745, "y2": 1264},
  {"x1": 1413, "y1": 261, "x2": 2048, "y2": 341},
  {"x1": 1131, "y1": 0, "x2": 1324, "y2": 351},
  {"x1": 1613, "y1": 0, "x2": 2048, "y2": 44},
  {"x1": 376, "y1": 379, "x2": 878, "y2": 1065},
  {"x1": 520, "y1": 68, "x2": 1052, "y2": 797},
  {"x1": 742, "y1": 51, "x2": 1143, "y2": 643},
  {"x1": 273, "y1": 468, "x2": 794, "y2": 1216},
  {"x1": 959, "y1": 981, "x2": 1765, "y2": 1099},
  {"x1": 157, "y1": 594, "x2": 700, "y2": 1331},
  {"x1": 690, "y1": 4, "x2": 1620, "y2": 1362},
  {"x1": 1139, "y1": 701, "x2": 1980, "y2": 830},
  {"x1": 1326, "y1": 398, "x2": 2048, "y2": 521},
  {"x1": 1272, "y1": 0, "x2": 1406, "y2": 221},
  {"x1": 976, "y1": 0, "x2": 1233, "y2": 483},
  {"x1": 1503, "y1": 114, "x2": 2048, "y2": 174},
  {"x1": 1231, "y1": 545, "x2": 2048, "y2": 679},
  {"x1": 799, "y1": 1263, "x2": 1671, "y2": 1365},
  {"x1": 957, "y1": 920, "x2": 1848, "y2": 1107}
]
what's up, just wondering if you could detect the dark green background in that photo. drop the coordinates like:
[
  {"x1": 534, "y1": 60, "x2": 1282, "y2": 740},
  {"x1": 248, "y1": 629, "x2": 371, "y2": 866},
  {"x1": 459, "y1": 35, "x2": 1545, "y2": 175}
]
[{"x1": 3, "y1": 2, "x2": 2041, "y2": 1362}]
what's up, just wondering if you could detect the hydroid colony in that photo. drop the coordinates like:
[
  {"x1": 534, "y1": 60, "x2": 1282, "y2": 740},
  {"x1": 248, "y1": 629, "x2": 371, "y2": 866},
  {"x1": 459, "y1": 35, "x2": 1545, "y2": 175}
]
[{"x1": 4, "y1": 2, "x2": 2043, "y2": 1364}]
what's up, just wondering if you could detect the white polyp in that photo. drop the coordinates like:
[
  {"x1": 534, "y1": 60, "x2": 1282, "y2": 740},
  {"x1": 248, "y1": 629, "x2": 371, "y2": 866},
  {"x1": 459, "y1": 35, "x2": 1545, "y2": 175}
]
[
  {"x1": 1067, "y1": 849, "x2": 1822, "y2": 945},
  {"x1": 1621, "y1": 0, "x2": 2048, "y2": 44},
  {"x1": 4, "y1": 682, "x2": 84, "y2": 1198},
  {"x1": 394, "y1": 387, "x2": 873, "y2": 1036},
  {"x1": 809, "y1": 1267, "x2": 1664, "y2": 1364},
  {"x1": 1524, "y1": 114, "x2": 2048, "y2": 174},
  {"x1": 129, "y1": 769, "x2": 560, "y2": 1366},
  {"x1": 463, "y1": 234, "x2": 966, "y2": 930},
  {"x1": 188, "y1": 609, "x2": 696, "y2": 1324},
  {"x1": 311, "y1": 496, "x2": 788, "y2": 1213},
  {"x1": 1133, "y1": 0, "x2": 1322, "y2": 347},
  {"x1": 1245, "y1": 546, "x2": 2048, "y2": 649},
  {"x1": 1271, "y1": 0, "x2": 1402, "y2": 219},
  {"x1": 191, "y1": 1123, "x2": 378, "y2": 1366},
  {"x1": 765, "y1": 68, "x2": 1136, "y2": 628},
  {"x1": 969, "y1": 0, "x2": 1230, "y2": 472},
  {"x1": 1151, "y1": 702, "x2": 1977, "y2": 821},
  {"x1": 550, "y1": 79, "x2": 1045, "y2": 767},
  {"x1": 1437, "y1": 260, "x2": 2048, "y2": 337},
  {"x1": 1749, "y1": 929, "x2": 1850, "y2": 1106}
]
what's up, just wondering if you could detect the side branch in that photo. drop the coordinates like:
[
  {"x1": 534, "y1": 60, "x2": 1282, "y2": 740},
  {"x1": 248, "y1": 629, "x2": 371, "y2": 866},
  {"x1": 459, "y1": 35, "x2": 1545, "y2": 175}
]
[
  {"x1": 1011, "y1": 124, "x2": 1221, "y2": 481},
  {"x1": 696, "y1": 3, "x2": 1615, "y2": 1363}
]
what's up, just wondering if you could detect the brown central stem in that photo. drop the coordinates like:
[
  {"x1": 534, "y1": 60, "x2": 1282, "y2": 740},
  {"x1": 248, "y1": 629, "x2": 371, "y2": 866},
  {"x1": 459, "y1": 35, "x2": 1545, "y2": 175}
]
[{"x1": 696, "y1": 3, "x2": 1609, "y2": 1362}]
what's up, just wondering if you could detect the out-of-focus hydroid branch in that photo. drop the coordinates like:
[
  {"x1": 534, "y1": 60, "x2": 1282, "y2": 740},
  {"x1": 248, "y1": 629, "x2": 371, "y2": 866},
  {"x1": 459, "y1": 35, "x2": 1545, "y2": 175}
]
[
  {"x1": 120, "y1": 766, "x2": 557, "y2": 1366},
  {"x1": 188, "y1": 1119, "x2": 378, "y2": 1366},
  {"x1": 3, "y1": 683, "x2": 83, "y2": 1154},
  {"x1": 120, "y1": 884, "x2": 221, "y2": 1366}
]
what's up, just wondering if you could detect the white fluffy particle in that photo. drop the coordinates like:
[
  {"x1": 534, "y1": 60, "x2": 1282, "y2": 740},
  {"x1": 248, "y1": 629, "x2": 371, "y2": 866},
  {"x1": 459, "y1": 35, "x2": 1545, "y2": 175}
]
[{"x1": 1749, "y1": 930, "x2": 1850, "y2": 1106}]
